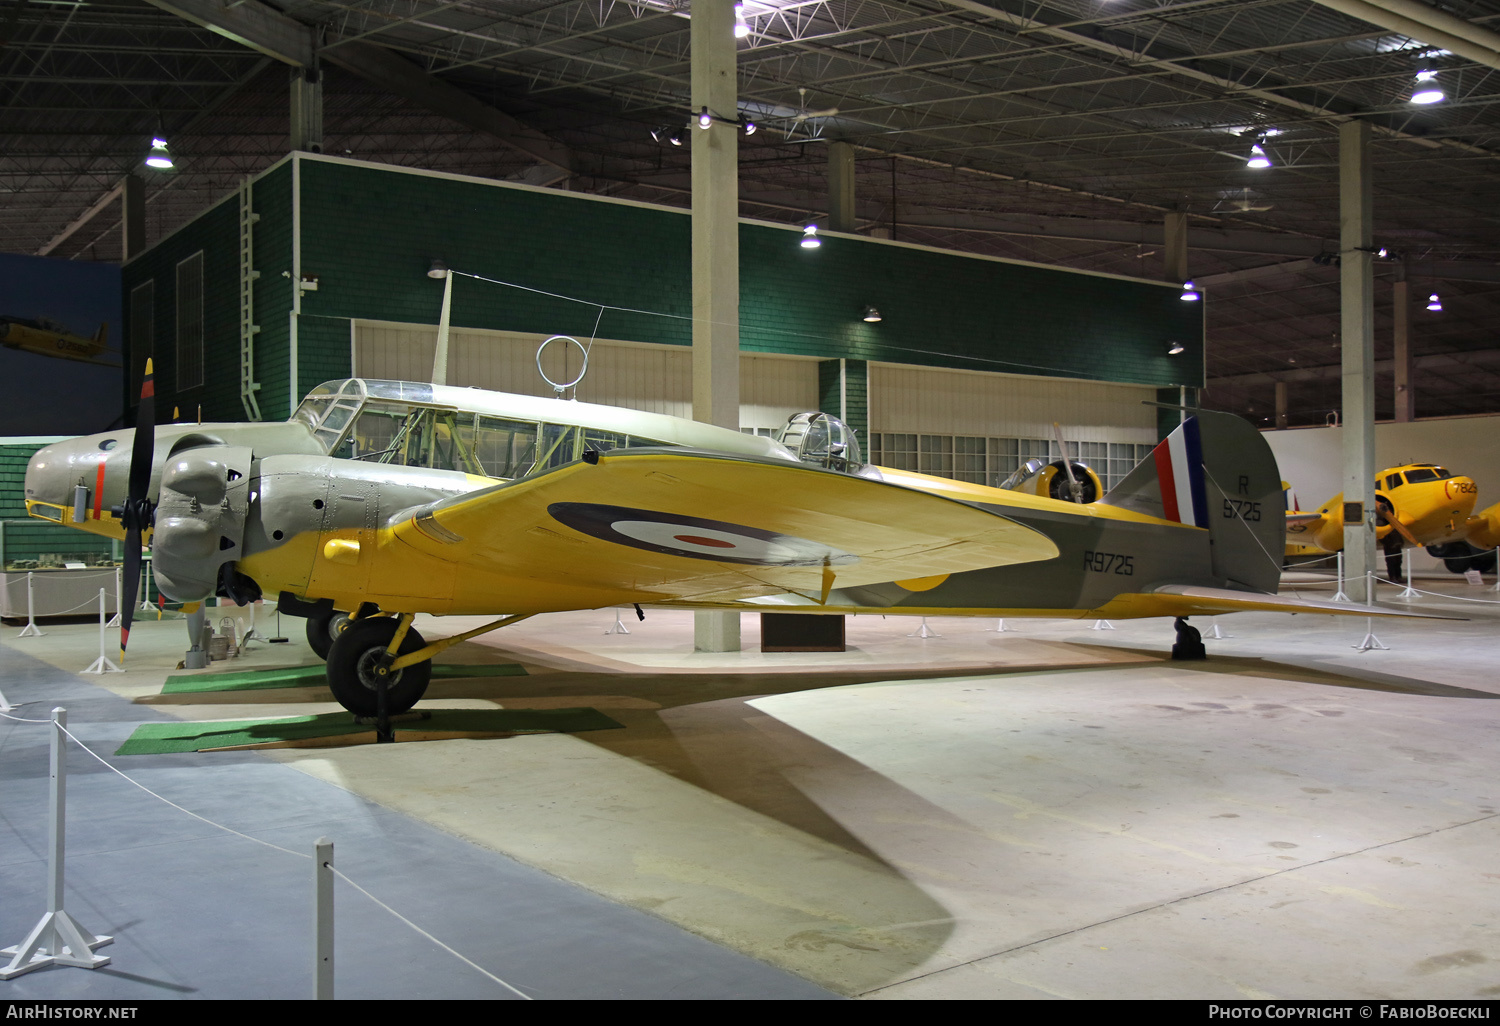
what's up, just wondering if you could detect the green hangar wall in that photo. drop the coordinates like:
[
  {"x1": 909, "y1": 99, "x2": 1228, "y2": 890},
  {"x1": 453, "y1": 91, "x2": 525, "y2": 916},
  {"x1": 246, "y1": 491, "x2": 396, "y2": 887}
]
[{"x1": 121, "y1": 153, "x2": 1204, "y2": 427}]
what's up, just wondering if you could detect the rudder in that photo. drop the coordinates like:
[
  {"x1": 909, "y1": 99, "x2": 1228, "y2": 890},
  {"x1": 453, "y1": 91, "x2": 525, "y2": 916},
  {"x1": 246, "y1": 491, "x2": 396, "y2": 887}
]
[{"x1": 1103, "y1": 411, "x2": 1285, "y2": 593}]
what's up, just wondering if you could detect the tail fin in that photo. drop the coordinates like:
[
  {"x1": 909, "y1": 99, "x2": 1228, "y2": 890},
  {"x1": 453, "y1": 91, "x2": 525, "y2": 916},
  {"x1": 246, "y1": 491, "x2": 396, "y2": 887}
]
[
  {"x1": 1103, "y1": 412, "x2": 1285, "y2": 593},
  {"x1": 92, "y1": 323, "x2": 108, "y2": 350}
]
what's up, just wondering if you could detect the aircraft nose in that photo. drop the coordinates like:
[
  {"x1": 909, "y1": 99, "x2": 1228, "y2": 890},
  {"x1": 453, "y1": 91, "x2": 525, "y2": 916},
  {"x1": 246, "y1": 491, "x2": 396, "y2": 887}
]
[{"x1": 24, "y1": 432, "x2": 133, "y2": 523}]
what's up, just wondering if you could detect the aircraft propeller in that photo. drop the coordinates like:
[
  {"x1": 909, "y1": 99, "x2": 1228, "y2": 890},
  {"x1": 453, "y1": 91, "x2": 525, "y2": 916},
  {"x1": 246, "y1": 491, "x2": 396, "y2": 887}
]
[
  {"x1": 1375, "y1": 497, "x2": 1422, "y2": 548},
  {"x1": 115, "y1": 357, "x2": 157, "y2": 659},
  {"x1": 1052, "y1": 422, "x2": 1084, "y2": 504}
]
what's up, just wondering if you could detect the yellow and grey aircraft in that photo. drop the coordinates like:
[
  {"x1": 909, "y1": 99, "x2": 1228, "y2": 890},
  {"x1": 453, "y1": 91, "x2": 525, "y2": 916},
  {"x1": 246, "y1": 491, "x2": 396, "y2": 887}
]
[
  {"x1": 0, "y1": 317, "x2": 117, "y2": 367},
  {"x1": 1286, "y1": 463, "x2": 1500, "y2": 574},
  {"x1": 26, "y1": 377, "x2": 1437, "y2": 719}
]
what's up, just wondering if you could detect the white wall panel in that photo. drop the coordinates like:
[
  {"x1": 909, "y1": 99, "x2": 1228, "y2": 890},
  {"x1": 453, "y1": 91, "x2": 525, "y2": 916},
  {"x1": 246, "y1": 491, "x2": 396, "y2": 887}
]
[
  {"x1": 870, "y1": 362, "x2": 1156, "y2": 443},
  {"x1": 353, "y1": 322, "x2": 816, "y2": 429}
]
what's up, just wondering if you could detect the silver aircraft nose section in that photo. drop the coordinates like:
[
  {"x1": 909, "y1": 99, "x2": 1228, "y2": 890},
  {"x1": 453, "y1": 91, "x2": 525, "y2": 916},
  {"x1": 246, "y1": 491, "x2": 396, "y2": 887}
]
[{"x1": 24, "y1": 430, "x2": 137, "y2": 532}]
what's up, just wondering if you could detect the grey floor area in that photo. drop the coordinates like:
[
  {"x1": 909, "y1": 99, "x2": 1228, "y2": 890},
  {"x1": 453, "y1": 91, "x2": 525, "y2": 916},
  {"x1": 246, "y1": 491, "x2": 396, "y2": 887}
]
[{"x1": 0, "y1": 646, "x2": 838, "y2": 1001}]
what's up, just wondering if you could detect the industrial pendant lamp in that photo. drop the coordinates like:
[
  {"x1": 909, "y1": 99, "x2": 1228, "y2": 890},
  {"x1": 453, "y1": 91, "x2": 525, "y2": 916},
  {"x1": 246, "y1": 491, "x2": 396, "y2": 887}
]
[
  {"x1": 1246, "y1": 142, "x2": 1271, "y2": 169},
  {"x1": 734, "y1": 3, "x2": 751, "y2": 38},
  {"x1": 144, "y1": 137, "x2": 173, "y2": 169},
  {"x1": 801, "y1": 224, "x2": 821, "y2": 249},
  {"x1": 1180, "y1": 281, "x2": 1200, "y2": 301},
  {"x1": 861, "y1": 305, "x2": 881, "y2": 323},
  {"x1": 1410, "y1": 70, "x2": 1444, "y2": 105},
  {"x1": 1427, "y1": 293, "x2": 1443, "y2": 311}
]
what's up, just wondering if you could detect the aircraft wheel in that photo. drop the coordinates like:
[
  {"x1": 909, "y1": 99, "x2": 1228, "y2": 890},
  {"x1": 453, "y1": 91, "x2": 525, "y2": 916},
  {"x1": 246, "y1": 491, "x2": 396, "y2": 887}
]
[
  {"x1": 306, "y1": 611, "x2": 351, "y2": 660},
  {"x1": 325, "y1": 616, "x2": 431, "y2": 718},
  {"x1": 1444, "y1": 558, "x2": 1473, "y2": 575}
]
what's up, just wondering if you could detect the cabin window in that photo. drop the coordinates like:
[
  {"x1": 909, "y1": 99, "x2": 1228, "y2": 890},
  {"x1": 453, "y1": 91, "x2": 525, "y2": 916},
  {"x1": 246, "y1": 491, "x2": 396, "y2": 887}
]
[
  {"x1": 1386, "y1": 474, "x2": 1403, "y2": 490},
  {"x1": 1403, "y1": 467, "x2": 1452, "y2": 484},
  {"x1": 175, "y1": 251, "x2": 204, "y2": 391}
]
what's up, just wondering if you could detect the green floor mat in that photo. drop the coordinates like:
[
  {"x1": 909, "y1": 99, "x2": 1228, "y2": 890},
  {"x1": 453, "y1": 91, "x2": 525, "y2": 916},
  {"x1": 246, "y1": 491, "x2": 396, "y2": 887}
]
[
  {"x1": 115, "y1": 707, "x2": 622, "y2": 754},
  {"x1": 160, "y1": 663, "x2": 527, "y2": 694}
]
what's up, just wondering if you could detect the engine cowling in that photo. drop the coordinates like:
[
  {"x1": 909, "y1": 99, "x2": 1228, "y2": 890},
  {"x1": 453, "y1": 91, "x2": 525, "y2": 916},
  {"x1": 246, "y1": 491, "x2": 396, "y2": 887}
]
[{"x1": 151, "y1": 445, "x2": 254, "y2": 602}]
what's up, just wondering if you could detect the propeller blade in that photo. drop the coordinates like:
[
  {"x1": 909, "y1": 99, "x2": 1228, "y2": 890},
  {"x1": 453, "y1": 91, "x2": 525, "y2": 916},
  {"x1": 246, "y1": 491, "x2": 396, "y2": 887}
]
[
  {"x1": 1052, "y1": 422, "x2": 1083, "y2": 503},
  {"x1": 1378, "y1": 506, "x2": 1422, "y2": 548},
  {"x1": 127, "y1": 358, "x2": 155, "y2": 502},
  {"x1": 120, "y1": 356, "x2": 156, "y2": 660},
  {"x1": 119, "y1": 525, "x2": 140, "y2": 659}
]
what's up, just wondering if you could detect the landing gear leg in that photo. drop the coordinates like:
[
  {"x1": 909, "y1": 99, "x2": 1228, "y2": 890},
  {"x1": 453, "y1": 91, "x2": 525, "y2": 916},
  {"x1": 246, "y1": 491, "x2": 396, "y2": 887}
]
[{"x1": 1171, "y1": 617, "x2": 1206, "y2": 661}]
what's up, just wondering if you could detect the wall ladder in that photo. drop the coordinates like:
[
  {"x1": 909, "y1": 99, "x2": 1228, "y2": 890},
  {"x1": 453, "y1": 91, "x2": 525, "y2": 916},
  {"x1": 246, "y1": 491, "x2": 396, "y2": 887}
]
[{"x1": 239, "y1": 176, "x2": 262, "y2": 420}]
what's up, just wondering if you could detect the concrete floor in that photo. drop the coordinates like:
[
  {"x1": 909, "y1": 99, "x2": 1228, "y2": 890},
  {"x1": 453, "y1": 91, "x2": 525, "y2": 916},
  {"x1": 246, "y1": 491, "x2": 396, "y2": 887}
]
[{"x1": 3, "y1": 571, "x2": 1499, "y2": 1000}]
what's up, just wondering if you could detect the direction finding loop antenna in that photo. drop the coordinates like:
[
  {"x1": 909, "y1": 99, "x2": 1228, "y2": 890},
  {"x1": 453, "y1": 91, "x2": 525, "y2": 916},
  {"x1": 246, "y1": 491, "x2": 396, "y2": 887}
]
[{"x1": 536, "y1": 335, "x2": 588, "y2": 397}]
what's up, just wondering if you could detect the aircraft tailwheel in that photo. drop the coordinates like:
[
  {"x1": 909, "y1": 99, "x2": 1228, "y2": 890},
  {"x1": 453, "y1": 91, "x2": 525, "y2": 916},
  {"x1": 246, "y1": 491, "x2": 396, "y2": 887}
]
[
  {"x1": 1171, "y1": 617, "x2": 1206, "y2": 661},
  {"x1": 326, "y1": 616, "x2": 431, "y2": 718},
  {"x1": 306, "y1": 610, "x2": 351, "y2": 661}
]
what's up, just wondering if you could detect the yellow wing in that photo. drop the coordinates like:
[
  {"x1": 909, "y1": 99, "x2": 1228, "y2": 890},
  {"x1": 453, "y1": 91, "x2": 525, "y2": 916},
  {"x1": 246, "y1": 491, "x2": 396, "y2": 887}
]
[{"x1": 388, "y1": 449, "x2": 1059, "y2": 612}]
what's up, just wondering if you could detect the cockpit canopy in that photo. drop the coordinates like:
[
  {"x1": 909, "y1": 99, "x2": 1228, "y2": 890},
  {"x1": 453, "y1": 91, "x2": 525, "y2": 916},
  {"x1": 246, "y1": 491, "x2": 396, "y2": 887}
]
[{"x1": 291, "y1": 378, "x2": 676, "y2": 480}]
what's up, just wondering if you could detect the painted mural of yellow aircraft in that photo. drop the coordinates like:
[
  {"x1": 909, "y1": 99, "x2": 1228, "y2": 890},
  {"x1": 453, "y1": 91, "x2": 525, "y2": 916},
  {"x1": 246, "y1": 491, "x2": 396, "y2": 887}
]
[
  {"x1": 1285, "y1": 463, "x2": 1500, "y2": 574},
  {"x1": 0, "y1": 317, "x2": 118, "y2": 367},
  {"x1": 26, "y1": 375, "x2": 1442, "y2": 721}
]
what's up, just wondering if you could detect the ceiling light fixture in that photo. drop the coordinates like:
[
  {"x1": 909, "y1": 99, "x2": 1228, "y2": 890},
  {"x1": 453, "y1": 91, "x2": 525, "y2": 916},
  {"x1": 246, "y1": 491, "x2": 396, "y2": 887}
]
[
  {"x1": 1180, "y1": 281, "x2": 1200, "y2": 301},
  {"x1": 800, "y1": 224, "x2": 821, "y2": 249},
  {"x1": 427, "y1": 259, "x2": 449, "y2": 279},
  {"x1": 144, "y1": 137, "x2": 173, "y2": 169},
  {"x1": 742, "y1": 118, "x2": 756, "y2": 136},
  {"x1": 1246, "y1": 142, "x2": 1271, "y2": 169},
  {"x1": 1410, "y1": 70, "x2": 1444, "y2": 105},
  {"x1": 734, "y1": 3, "x2": 751, "y2": 37},
  {"x1": 862, "y1": 305, "x2": 881, "y2": 323},
  {"x1": 1427, "y1": 293, "x2": 1443, "y2": 311},
  {"x1": 1167, "y1": 341, "x2": 1185, "y2": 356},
  {"x1": 698, "y1": 106, "x2": 713, "y2": 129}
]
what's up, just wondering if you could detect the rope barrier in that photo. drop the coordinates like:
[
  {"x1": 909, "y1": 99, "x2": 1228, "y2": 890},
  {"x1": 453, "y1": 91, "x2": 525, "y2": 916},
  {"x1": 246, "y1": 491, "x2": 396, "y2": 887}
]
[
  {"x1": 1371, "y1": 575, "x2": 1500, "y2": 605},
  {"x1": 0, "y1": 708, "x2": 536, "y2": 997}
]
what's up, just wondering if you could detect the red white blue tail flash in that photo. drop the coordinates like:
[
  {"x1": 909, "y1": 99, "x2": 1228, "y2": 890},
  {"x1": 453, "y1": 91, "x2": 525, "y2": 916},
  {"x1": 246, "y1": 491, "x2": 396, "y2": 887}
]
[{"x1": 1151, "y1": 417, "x2": 1208, "y2": 526}]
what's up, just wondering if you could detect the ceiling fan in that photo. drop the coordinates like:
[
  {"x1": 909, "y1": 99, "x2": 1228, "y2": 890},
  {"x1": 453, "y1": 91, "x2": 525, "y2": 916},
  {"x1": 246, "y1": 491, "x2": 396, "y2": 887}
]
[{"x1": 1216, "y1": 187, "x2": 1274, "y2": 213}]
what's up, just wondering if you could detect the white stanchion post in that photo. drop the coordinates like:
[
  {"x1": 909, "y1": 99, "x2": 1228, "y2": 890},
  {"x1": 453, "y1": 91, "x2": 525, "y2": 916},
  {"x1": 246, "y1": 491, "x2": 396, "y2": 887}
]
[
  {"x1": 1400, "y1": 555, "x2": 1419, "y2": 601},
  {"x1": 0, "y1": 688, "x2": 12, "y2": 713},
  {"x1": 80, "y1": 590, "x2": 122, "y2": 675},
  {"x1": 1353, "y1": 615, "x2": 1389, "y2": 652},
  {"x1": 604, "y1": 608, "x2": 631, "y2": 635},
  {"x1": 139, "y1": 561, "x2": 154, "y2": 612},
  {"x1": 1206, "y1": 619, "x2": 1234, "y2": 639},
  {"x1": 106, "y1": 566, "x2": 122, "y2": 628},
  {"x1": 1493, "y1": 547, "x2": 1499, "y2": 594},
  {"x1": 314, "y1": 836, "x2": 334, "y2": 1000},
  {"x1": 1090, "y1": 620, "x2": 1114, "y2": 631},
  {"x1": 1332, "y1": 552, "x2": 1349, "y2": 603},
  {"x1": 985, "y1": 618, "x2": 1015, "y2": 632},
  {"x1": 907, "y1": 617, "x2": 940, "y2": 638},
  {"x1": 18, "y1": 571, "x2": 44, "y2": 638},
  {"x1": 0, "y1": 708, "x2": 113, "y2": 979}
]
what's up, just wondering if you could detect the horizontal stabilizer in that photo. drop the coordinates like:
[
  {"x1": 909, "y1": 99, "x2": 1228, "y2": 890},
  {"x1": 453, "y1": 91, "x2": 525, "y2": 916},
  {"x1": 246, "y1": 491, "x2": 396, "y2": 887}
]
[{"x1": 1151, "y1": 584, "x2": 1462, "y2": 620}]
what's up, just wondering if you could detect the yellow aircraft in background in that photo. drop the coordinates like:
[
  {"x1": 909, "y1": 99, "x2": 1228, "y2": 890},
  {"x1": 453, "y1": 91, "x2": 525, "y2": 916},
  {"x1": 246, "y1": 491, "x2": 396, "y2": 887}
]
[
  {"x1": 1285, "y1": 463, "x2": 1500, "y2": 574},
  {"x1": 0, "y1": 317, "x2": 118, "y2": 367}
]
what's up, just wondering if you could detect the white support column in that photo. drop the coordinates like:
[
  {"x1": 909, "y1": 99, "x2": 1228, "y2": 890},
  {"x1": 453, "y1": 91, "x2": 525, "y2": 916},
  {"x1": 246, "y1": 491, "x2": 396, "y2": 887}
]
[
  {"x1": 1163, "y1": 212, "x2": 1188, "y2": 286},
  {"x1": 691, "y1": 0, "x2": 741, "y2": 654},
  {"x1": 1340, "y1": 120, "x2": 1377, "y2": 604},
  {"x1": 290, "y1": 66, "x2": 323, "y2": 154},
  {"x1": 1393, "y1": 269, "x2": 1413, "y2": 423},
  {"x1": 828, "y1": 141, "x2": 856, "y2": 233}
]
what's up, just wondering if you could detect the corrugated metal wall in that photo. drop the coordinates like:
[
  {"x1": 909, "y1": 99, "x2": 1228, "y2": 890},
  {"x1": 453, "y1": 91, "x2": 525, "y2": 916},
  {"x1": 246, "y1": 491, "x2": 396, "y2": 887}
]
[
  {"x1": 869, "y1": 363, "x2": 1156, "y2": 441},
  {"x1": 352, "y1": 322, "x2": 818, "y2": 431}
]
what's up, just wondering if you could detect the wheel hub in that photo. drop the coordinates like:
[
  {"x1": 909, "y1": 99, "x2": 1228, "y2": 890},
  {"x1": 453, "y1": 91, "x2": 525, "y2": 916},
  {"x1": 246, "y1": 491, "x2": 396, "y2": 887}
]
[{"x1": 354, "y1": 646, "x2": 403, "y2": 691}]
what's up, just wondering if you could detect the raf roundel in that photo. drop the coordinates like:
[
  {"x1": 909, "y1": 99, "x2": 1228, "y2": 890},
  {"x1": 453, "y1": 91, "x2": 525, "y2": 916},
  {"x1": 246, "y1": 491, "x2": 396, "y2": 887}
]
[{"x1": 547, "y1": 503, "x2": 859, "y2": 567}]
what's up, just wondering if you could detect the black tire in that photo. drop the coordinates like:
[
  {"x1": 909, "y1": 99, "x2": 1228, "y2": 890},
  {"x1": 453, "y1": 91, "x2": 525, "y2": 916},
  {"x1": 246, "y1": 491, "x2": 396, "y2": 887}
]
[
  {"x1": 305, "y1": 611, "x2": 351, "y2": 661},
  {"x1": 1444, "y1": 558, "x2": 1471, "y2": 574},
  {"x1": 325, "y1": 617, "x2": 431, "y2": 718}
]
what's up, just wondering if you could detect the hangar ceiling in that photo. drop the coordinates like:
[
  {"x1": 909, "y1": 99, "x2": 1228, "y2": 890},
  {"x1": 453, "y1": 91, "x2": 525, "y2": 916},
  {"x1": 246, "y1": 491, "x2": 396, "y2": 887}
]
[{"x1": 4, "y1": 0, "x2": 1500, "y2": 428}]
